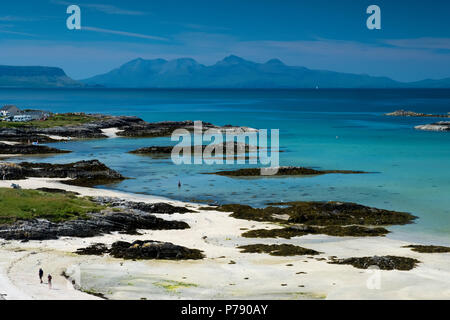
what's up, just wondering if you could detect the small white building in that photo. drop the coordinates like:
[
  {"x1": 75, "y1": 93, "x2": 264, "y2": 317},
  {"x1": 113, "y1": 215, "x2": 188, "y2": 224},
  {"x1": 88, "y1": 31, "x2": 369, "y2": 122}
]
[{"x1": 12, "y1": 115, "x2": 33, "y2": 122}]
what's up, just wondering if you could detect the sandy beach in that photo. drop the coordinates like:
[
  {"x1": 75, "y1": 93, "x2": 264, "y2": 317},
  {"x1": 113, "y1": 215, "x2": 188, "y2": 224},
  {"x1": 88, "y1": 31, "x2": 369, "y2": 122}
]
[{"x1": 0, "y1": 177, "x2": 449, "y2": 300}]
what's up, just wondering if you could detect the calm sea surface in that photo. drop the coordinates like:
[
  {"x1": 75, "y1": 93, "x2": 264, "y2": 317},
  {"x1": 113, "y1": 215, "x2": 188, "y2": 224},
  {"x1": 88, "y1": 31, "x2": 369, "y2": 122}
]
[{"x1": 1, "y1": 88, "x2": 449, "y2": 245}]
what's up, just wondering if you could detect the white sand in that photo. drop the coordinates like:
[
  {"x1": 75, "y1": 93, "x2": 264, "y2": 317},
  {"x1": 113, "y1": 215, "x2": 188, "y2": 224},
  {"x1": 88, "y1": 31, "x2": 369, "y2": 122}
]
[
  {"x1": 0, "y1": 178, "x2": 449, "y2": 300},
  {"x1": 0, "y1": 141, "x2": 20, "y2": 145},
  {"x1": 101, "y1": 128, "x2": 123, "y2": 138}
]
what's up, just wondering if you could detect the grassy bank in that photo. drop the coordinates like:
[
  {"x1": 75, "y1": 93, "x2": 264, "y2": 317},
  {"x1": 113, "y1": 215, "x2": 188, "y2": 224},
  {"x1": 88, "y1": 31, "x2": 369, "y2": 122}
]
[
  {"x1": 0, "y1": 113, "x2": 99, "y2": 129},
  {"x1": 0, "y1": 188, "x2": 105, "y2": 224}
]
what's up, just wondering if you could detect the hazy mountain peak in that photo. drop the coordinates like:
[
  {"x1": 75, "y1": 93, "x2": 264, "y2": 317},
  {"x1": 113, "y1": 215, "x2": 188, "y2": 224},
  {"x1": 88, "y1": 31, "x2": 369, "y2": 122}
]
[
  {"x1": 80, "y1": 56, "x2": 450, "y2": 88},
  {"x1": 218, "y1": 55, "x2": 253, "y2": 65},
  {"x1": 265, "y1": 58, "x2": 285, "y2": 66}
]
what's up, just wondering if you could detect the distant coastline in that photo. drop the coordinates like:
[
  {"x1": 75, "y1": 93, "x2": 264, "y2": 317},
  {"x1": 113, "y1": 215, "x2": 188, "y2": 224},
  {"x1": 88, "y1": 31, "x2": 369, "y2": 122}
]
[{"x1": 2, "y1": 56, "x2": 450, "y2": 89}]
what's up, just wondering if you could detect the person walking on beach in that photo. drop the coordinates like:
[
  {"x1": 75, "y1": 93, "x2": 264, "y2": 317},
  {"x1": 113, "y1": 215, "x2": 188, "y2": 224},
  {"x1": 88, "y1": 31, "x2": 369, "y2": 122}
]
[
  {"x1": 48, "y1": 274, "x2": 52, "y2": 289},
  {"x1": 39, "y1": 268, "x2": 44, "y2": 284}
]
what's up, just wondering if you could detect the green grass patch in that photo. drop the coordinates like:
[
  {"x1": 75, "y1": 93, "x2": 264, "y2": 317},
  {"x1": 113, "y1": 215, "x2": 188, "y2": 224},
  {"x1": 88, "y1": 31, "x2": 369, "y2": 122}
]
[
  {"x1": 0, "y1": 188, "x2": 106, "y2": 225},
  {"x1": 0, "y1": 113, "x2": 99, "y2": 128},
  {"x1": 154, "y1": 280, "x2": 197, "y2": 292}
]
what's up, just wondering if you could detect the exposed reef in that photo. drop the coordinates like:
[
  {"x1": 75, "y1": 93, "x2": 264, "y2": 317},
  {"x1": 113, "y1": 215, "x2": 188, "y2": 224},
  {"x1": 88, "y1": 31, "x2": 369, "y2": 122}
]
[
  {"x1": 117, "y1": 120, "x2": 257, "y2": 138},
  {"x1": 76, "y1": 240, "x2": 204, "y2": 260},
  {"x1": 216, "y1": 201, "x2": 416, "y2": 226},
  {"x1": 0, "y1": 160, "x2": 125, "y2": 187},
  {"x1": 209, "y1": 166, "x2": 367, "y2": 177},
  {"x1": 0, "y1": 210, "x2": 189, "y2": 241},
  {"x1": 130, "y1": 142, "x2": 260, "y2": 155},
  {"x1": 238, "y1": 244, "x2": 320, "y2": 256},
  {"x1": 0, "y1": 143, "x2": 70, "y2": 155},
  {"x1": 329, "y1": 255, "x2": 420, "y2": 271},
  {"x1": 403, "y1": 245, "x2": 450, "y2": 253},
  {"x1": 385, "y1": 110, "x2": 450, "y2": 118},
  {"x1": 241, "y1": 225, "x2": 389, "y2": 239},
  {"x1": 414, "y1": 122, "x2": 450, "y2": 132}
]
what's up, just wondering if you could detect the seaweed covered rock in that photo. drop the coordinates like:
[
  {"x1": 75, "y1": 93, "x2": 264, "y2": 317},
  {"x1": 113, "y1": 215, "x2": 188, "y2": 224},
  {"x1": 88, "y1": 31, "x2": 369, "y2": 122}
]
[
  {"x1": 0, "y1": 160, "x2": 125, "y2": 187},
  {"x1": 0, "y1": 210, "x2": 189, "y2": 241},
  {"x1": 242, "y1": 225, "x2": 389, "y2": 239},
  {"x1": 75, "y1": 243, "x2": 109, "y2": 255},
  {"x1": 403, "y1": 245, "x2": 450, "y2": 253},
  {"x1": 0, "y1": 143, "x2": 70, "y2": 155},
  {"x1": 209, "y1": 166, "x2": 366, "y2": 177},
  {"x1": 329, "y1": 255, "x2": 420, "y2": 270},
  {"x1": 238, "y1": 244, "x2": 320, "y2": 256},
  {"x1": 94, "y1": 197, "x2": 193, "y2": 214},
  {"x1": 217, "y1": 201, "x2": 416, "y2": 226},
  {"x1": 109, "y1": 240, "x2": 204, "y2": 260},
  {"x1": 129, "y1": 142, "x2": 262, "y2": 157}
]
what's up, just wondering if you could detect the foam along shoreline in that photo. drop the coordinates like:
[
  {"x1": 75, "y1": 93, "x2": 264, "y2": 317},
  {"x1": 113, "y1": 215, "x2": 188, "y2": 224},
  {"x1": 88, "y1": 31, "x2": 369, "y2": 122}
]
[{"x1": 0, "y1": 178, "x2": 449, "y2": 300}]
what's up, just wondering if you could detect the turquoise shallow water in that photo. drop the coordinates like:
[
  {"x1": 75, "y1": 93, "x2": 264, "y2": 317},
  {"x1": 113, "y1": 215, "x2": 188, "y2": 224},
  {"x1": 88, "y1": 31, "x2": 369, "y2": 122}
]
[{"x1": 1, "y1": 88, "x2": 449, "y2": 245}]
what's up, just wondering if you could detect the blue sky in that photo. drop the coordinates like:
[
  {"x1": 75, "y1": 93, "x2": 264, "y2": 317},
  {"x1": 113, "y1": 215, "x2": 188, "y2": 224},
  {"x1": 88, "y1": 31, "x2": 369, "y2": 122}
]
[{"x1": 0, "y1": 0, "x2": 449, "y2": 81}]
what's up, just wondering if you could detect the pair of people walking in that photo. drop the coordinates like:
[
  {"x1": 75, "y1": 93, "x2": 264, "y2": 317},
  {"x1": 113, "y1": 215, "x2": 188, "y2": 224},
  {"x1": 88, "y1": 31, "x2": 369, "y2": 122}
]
[{"x1": 39, "y1": 268, "x2": 52, "y2": 289}]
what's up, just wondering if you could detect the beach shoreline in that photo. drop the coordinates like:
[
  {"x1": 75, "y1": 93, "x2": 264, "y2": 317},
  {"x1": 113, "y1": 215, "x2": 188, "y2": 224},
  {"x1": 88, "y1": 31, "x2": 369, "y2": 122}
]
[{"x1": 0, "y1": 178, "x2": 449, "y2": 300}]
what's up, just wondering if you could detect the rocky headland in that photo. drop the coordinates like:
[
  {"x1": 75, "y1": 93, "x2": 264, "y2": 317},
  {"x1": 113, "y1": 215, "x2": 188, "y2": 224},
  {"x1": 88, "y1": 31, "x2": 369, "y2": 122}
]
[{"x1": 0, "y1": 113, "x2": 255, "y2": 143}]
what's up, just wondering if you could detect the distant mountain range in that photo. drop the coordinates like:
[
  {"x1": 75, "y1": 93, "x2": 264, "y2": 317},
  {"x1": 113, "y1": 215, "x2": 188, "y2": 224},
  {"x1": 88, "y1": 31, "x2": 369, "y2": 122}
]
[
  {"x1": 0, "y1": 65, "x2": 82, "y2": 88},
  {"x1": 1, "y1": 56, "x2": 450, "y2": 88}
]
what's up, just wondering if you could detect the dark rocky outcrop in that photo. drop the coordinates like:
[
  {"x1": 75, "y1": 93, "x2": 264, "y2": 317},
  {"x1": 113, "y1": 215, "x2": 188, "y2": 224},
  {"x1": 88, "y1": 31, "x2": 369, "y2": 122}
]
[
  {"x1": 415, "y1": 122, "x2": 450, "y2": 132},
  {"x1": 75, "y1": 240, "x2": 204, "y2": 260},
  {"x1": 94, "y1": 197, "x2": 193, "y2": 214},
  {"x1": 0, "y1": 143, "x2": 70, "y2": 155},
  {"x1": 0, "y1": 160, "x2": 125, "y2": 187},
  {"x1": 129, "y1": 142, "x2": 264, "y2": 156},
  {"x1": 238, "y1": 244, "x2": 320, "y2": 256},
  {"x1": 242, "y1": 225, "x2": 389, "y2": 239},
  {"x1": 75, "y1": 243, "x2": 109, "y2": 255},
  {"x1": 117, "y1": 120, "x2": 256, "y2": 138},
  {"x1": 217, "y1": 201, "x2": 416, "y2": 226},
  {"x1": 0, "y1": 210, "x2": 189, "y2": 241},
  {"x1": 329, "y1": 255, "x2": 420, "y2": 270},
  {"x1": 110, "y1": 240, "x2": 204, "y2": 260},
  {"x1": 0, "y1": 113, "x2": 256, "y2": 143},
  {"x1": 209, "y1": 166, "x2": 367, "y2": 177},
  {"x1": 403, "y1": 245, "x2": 450, "y2": 253},
  {"x1": 385, "y1": 110, "x2": 450, "y2": 118}
]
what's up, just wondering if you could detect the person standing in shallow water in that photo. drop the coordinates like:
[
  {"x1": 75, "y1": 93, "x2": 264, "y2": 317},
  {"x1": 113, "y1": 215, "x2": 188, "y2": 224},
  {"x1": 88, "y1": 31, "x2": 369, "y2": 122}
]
[
  {"x1": 48, "y1": 274, "x2": 52, "y2": 289},
  {"x1": 178, "y1": 180, "x2": 181, "y2": 188},
  {"x1": 39, "y1": 268, "x2": 44, "y2": 284}
]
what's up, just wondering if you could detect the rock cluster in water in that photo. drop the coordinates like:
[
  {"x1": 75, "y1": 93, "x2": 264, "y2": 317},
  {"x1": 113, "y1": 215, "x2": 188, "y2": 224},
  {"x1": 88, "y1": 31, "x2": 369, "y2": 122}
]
[
  {"x1": 385, "y1": 110, "x2": 450, "y2": 118},
  {"x1": 209, "y1": 166, "x2": 367, "y2": 177},
  {"x1": 414, "y1": 122, "x2": 450, "y2": 131}
]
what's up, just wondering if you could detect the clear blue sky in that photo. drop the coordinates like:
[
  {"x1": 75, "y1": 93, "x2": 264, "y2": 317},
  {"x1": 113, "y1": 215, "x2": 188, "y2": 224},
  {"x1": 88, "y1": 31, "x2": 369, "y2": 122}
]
[{"x1": 0, "y1": 0, "x2": 449, "y2": 81}]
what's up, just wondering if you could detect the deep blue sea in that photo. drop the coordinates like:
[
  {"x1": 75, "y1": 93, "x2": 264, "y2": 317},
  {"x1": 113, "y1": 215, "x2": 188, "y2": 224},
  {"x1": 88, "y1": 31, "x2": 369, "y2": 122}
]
[{"x1": 1, "y1": 88, "x2": 449, "y2": 245}]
